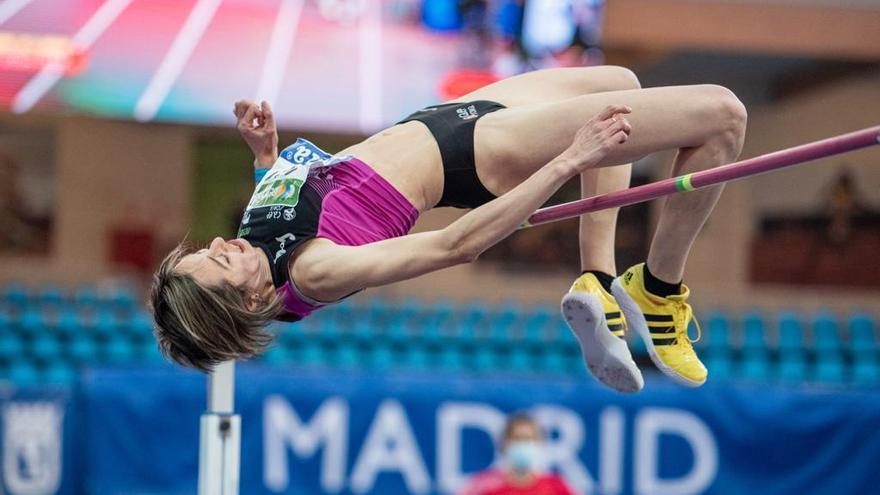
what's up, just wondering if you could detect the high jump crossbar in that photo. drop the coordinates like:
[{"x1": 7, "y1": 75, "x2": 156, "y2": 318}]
[{"x1": 521, "y1": 125, "x2": 880, "y2": 228}]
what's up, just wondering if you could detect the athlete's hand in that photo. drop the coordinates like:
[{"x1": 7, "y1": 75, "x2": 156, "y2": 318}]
[
  {"x1": 234, "y1": 100, "x2": 279, "y2": 169},
  {"x1": 562, "y1": 104, "x2": 632, "y2": 174}
]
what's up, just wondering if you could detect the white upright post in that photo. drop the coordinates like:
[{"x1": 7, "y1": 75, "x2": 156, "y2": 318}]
[{"x1": 198, "y1": 360, "x2": 241, "y2": 495}]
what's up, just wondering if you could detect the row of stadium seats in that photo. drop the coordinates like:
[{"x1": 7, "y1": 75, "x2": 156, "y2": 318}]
[
  {"x1": 4, "y1": 329, "x2": 877, "y2": 387},
  {"x1": 1, "y1": 283, "x2": 139, "y2": 314},
  {"x1": 1, "y1": 283, "x2": 878, "y2": 387},
  {"x1": 1, "y1": 302, "x2": 875, "y2": 357}
]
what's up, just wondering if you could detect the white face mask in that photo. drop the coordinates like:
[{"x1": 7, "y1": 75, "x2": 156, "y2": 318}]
[{"x1": 505, "y1": 441, "x2": 543, "y2": 473}]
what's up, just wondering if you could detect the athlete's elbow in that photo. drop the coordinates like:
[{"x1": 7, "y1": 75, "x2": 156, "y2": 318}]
[
  {"x1": 442, "y1": 226, "x2": 482, "y2": 264},
  {"x1": 449, "y1": 239, "x2": 482, "y2": 264},
  {"x1": 297, "y1": 264, "x2": 347, "y2": 302}
]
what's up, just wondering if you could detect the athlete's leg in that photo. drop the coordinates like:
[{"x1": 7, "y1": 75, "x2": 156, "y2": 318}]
[
  {"x1": 454, "y1": 66, "x2": 642, "y2": 107},
  {"x1": 462, "y1": 67, "x2": 642, "y2": 391},
  {"x1": 474, "y1": 84, "x2": 747, "y2": 281},
  {"x1": 455, "y1": 66, "x2": 640, "y2": 275}
]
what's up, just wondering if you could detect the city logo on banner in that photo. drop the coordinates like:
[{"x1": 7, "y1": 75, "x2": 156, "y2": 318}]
[{"x1": 3, "y1": 402, "x2": 63, "y2": 495}]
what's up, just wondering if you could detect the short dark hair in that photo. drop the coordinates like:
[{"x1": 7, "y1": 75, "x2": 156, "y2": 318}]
[
  {"x1": 500, "y1": 413, "x2": 543, "y2": 450},
  {"x1": 149, "y1": 242, "x2": 284, "y2": 372}
]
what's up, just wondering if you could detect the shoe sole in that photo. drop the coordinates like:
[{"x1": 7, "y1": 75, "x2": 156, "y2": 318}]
[
  {"x1": 561, "y1": 292, "x2": 644, "y2": 393},
  {"x1": 611, "y1": 279, "x2": 705, "y2": 388}
]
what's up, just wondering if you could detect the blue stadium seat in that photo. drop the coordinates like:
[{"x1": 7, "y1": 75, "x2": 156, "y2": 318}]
[
  {"x1": 105, "y1": 334, "x2": 136, "y2": 363},
  {"x1": 36, "y1": 285, "x2": 66, "y2": 308},
  {"x1": 69, "y1": 336, "x2": 98, "y2": 365},
  {"x1": 31, "y1": 334, "x2": 63, "y2": 361},
  {"x1": 814, "y1": 354, "x2": 845, "y2": 384},
  {"x1": 524, "y1": 305, "x2": 553, "y2": 330},
  {"x1": 848, "y1": 313, "x2": 876, "y2": 355},
  {"x1": 741, "y1": 311, "x2": 767, "y2": 351},
  {"x1": 437, "y1": 345, "x2": 464, "y2": 371},
  {"x1": 17, "y1": 308, "x2": 42, "y2": 339},
  {"x1": 1, "y1": 283, "x2": 28, "y2": 308},
  {"x1": 90, "y1": 310, "x2": 120, "y2": 340},
  {"x1": 421, "y1": 300, "x2": 454, "y2": 330},
  {"x1": 549, "y1": 319, "x2": 575, "y2": 347},
  {"x1": 396, "y1": 298, "x2": 422, "y2": 324},
  {"x1": 385, "y1": 318, "x2": 410, "y2": 346},
  {"x1": 740, "y1": 352, "x2": 771, "y2": 381},
  {"x1": 417, "y1": 314, "x2": 444, "y2": 347},
  {"x1": 107, "y1": 286, "x2": 137, "y2": 314},
  {"x1": 300, "y1": 341, "x2": 326, "y2": 367},
  {"x1": 73, "y1": 286, "x2": 99, "y2": 308},
  {"x1": 141, "y1": 339, "x2": 166, "y2": 364},
  {"x1": 9, "y1": 360, "x2": 40, "y2": 387},
  {"x1": 703, "y1": 310, "x2": 731, "y2": 352},
  {"x1": 812, "y1": 310, "x2": 841, "y2": 352},
  {"x1": 523, "y1": 313, "x2": 551, "y2": 347},
  {"x1": 705, "y1": 352, "x2": 733, "y2": 381},
  {"x1": 44, "y1": 362, "x2": 76, "y2": 385},
  {"x1": 55, "y1": 310, "x2": 80, "y2": 340},
  {"x1": 263, "y1": 345, "x2": 290, "y2": 366},
  {"x1": 402, "y1": 344, "x2": 430, "y2": 371},
  {"x1": 368, "y1": 343, "x2": 394, "y2": 370},
  {"x1": 278, "y1": 327, "x2": 305, "y2": 354},
  {"x1": 540, "y1": 350, "x2": 567, "y2": 374},
  {"x1": 491, "y1": 303, "x2": 519, "y2": 336},
  {"x1": 128, "y1": 312, "x2": 154, "y2": 339},
  {"x1": 0, "y1": 332, "x2": 24, "y2": 360},
  {"x1": 776, "y1": 352, "x2": 808, "y2": 383},
  {"x1": 335, "y1": 342, "x2": 362, "y2": 369},
  {"x1": 852, "y1": 356, "x2": 880, "y2": 385},
  {"x1": 777, "y1": 312, "x2": 805, "y2": 352},
  {"x1": 473, "y1": 346, "x2": 497, "y2": 372},
  {"x1": 509, "y1": 347, "x2": 532, "y2": 372}
]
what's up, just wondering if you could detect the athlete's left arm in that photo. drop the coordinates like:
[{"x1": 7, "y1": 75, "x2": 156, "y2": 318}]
[
  {"x1": 234, "y1": 99, "x2": 278, "y2": 169},
  {"x1": 291, "y1": 231, "x2": 466, "y2": 302}
]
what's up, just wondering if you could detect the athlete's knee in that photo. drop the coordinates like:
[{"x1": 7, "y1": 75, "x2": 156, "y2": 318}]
[
  {"x1": 599, "y1": 66, "x2": 642, "y2": 91},
  {"x1": 698, "y1": 85, "x2": 748, "y2": 154},
  {"x1": 572, "y1": 65, "x2": 641, "y2": 94}
]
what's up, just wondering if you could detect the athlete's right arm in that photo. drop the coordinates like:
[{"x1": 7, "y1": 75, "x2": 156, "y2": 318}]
[
  {"x1": 293, "y1": 105, "x2": 632, "y2": 302},
  {"x1": 234, "y1": 99, "x2": 278, "y2": 169}
]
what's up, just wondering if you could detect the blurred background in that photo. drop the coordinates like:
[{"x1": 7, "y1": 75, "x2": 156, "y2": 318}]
[{"x1": 0, "y1": 0, "x2": 879, "y2": 494}]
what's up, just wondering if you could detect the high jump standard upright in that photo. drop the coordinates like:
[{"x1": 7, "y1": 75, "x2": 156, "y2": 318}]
[{"x1": 198, "y1": 360, "x2": 240, "y2": 495}]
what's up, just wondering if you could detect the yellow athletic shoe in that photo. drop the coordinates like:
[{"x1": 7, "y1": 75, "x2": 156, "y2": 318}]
[
  {"x1": 562, "y1": 273, "x2": 644, "y2": 393},
  {"x1": 611, "y1": 263, "x2": 706, "y2": 387}
]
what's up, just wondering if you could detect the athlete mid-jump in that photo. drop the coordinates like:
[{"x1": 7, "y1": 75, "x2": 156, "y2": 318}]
[{"x1": 150, "y1": 67, "x2": 747, "y2": 392}]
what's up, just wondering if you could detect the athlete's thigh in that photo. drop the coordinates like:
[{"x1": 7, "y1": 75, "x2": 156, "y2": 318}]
[
  {"x1": 474, "y1": 84, "x2": 738, "y2": 194},
  {"x1": 453, "y1": 66, "x2": 639, "y2": 108}
]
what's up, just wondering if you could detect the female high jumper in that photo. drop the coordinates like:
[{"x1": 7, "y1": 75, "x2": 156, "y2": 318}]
[{"x1": 150, "y1": 67, "x2": 747, "y2": 393}]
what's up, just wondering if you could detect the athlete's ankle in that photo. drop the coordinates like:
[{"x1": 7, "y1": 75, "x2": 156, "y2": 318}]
[
  {"x1": 580, "y1": 269, "x2": 615, "y2": 292},
  {"x1": 643, "y1": 263, "x2": 681, "y2": 298}
]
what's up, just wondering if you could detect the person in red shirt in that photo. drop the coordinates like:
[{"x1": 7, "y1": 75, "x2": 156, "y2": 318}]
[{"x1": 458, "y1": 413, "x2": 576, "y2": 495}]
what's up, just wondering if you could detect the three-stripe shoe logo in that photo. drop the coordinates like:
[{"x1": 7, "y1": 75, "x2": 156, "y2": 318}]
[
  {"x1": 646, "y1": 314, "x2": 677, "y2": 345},
  {"x1": 606, "y1": 311, "x2": 626, "y2": 339}
]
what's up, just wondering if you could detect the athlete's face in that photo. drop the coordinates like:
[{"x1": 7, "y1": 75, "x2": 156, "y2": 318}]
[{"x1": 176, "y1": 237, "x2": 267, "y2": 293}]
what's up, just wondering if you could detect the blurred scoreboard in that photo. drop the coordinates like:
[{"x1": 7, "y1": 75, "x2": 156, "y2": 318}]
[{"x1": 0, "y1": 0, "x2": 458, "y2": 132}]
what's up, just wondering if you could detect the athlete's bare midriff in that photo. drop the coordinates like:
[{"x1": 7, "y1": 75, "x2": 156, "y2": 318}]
[{"x1": 338, "y1": 121, "x2": 444, "y2": 213}]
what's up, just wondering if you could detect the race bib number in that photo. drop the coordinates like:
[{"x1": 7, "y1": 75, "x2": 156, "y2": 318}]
[{"x1": 246, "y1": 139, "x2": 342, "y2": 209}]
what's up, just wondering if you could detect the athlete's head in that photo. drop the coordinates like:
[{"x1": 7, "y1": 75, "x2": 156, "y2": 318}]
[{"x1": 150, "y1": 237, "x2": 282, "y2": 372}]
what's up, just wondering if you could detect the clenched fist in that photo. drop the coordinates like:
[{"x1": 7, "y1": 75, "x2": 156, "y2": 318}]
[{"x1": 234, "y1": 100, "x2": 279, "y2": 169}]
